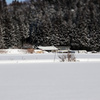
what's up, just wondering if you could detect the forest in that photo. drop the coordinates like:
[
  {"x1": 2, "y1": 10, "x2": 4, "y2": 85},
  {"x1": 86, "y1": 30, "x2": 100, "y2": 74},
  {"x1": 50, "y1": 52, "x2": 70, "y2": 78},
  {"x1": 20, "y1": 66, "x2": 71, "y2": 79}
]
[{"x1": 0, "y1": 0, "x2": 100, "y2": 51}]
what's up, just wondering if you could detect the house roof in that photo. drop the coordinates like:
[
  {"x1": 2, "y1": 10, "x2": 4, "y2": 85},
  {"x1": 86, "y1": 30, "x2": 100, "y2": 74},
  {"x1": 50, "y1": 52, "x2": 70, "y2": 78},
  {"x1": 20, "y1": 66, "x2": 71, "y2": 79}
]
[{"x1": 38, "y1": 46, "x2": 58, "y2": 50}]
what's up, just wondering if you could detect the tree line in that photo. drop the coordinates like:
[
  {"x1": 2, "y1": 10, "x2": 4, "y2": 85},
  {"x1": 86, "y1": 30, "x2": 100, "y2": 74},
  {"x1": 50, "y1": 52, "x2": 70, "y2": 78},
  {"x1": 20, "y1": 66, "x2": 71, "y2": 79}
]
[{"x1": 0, "y1": 0, "x2": 100, "y2": 51}]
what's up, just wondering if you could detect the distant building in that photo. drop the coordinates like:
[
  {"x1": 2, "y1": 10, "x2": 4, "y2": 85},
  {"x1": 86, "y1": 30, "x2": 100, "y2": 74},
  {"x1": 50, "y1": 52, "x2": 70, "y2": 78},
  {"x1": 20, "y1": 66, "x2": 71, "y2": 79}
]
[
  {"x1": 37, "y1": 46, "x2": 58, "y2": 52},
  {"x1": 56, "y1": 46, "x2": 70, "y2": 50}
]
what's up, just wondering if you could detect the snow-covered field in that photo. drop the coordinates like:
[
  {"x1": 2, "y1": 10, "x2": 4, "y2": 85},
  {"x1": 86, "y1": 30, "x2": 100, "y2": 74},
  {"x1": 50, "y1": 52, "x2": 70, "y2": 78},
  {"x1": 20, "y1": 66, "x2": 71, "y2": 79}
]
[
  {"x1": 0, "y1": 62, "x2": 100, "y2": 100},
  {"x1": 0, "y1": 51, "x2": 100, "y2": 100},
  {"x1": 0, "y1": 49, "x2": 100, "y2": 63},
  {"x1": 0, "y1": 52, "x2": 100, "y2": 63}
]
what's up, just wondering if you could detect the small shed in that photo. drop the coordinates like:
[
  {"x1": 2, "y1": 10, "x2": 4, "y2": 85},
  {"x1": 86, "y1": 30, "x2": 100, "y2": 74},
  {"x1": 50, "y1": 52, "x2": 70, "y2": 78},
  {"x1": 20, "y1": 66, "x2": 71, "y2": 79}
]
[
  {"x1": 78, "y1": 50, "x2": 87, "y2": 53},
  {"x1": 37, "y1": 46, "x2": 58, "y2": 52},
  {"x1": 56, "y1": 46, "x2": 70, "y2": 50}
]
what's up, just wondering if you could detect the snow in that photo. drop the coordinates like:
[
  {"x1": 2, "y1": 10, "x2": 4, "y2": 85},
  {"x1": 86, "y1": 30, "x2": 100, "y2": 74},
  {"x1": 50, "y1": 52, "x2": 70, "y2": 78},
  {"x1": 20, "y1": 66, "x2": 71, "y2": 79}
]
[
  {"x1": 0, "y1": 51, "x2": 100, "y2": 63},
  {"x1": 38, "y1": 46, "x2": 58, "y2": 50},
  {"x1": 0, "y1": 62, "x2": 100, "y2": 100},
  {"x1": 0, "y1": 51, "x2": 100, "y2": 99},
  {"x1": 0, "y1": 49, "x2": 27, "y2": 54},
  {"x1": 71, "y1": 9, "x2": 75, "y2": 12}
]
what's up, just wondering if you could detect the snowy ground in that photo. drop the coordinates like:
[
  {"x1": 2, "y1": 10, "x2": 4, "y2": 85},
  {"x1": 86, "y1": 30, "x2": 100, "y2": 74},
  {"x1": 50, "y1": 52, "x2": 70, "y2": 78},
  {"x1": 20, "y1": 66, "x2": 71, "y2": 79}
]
[
  {"x1": 0, "y1": 62, "x2": 100, "y2": 100},
  {"x1": 0, "y1": 49, "x2": 100, "y2": 63},
  {"x1": 0, "y1": 51, "x2": 100, "y2": 100},
  {"x1": 0, "y1": 53, "x2": 100, "y2": 63}
]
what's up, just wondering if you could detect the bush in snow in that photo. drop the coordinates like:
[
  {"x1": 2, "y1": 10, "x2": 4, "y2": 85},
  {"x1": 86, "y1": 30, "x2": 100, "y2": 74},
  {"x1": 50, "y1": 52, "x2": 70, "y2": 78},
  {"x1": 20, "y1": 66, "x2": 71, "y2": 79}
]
[{"x1": 58, "y1": 53, "x2": 76, "y2": 62}]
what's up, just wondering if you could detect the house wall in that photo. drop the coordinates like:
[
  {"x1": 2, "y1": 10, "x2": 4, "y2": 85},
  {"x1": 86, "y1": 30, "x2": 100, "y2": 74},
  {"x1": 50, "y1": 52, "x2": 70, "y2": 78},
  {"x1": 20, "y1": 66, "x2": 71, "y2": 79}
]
[{"x1": 56, "y1": 46, "x2": 70, "y2": 50}]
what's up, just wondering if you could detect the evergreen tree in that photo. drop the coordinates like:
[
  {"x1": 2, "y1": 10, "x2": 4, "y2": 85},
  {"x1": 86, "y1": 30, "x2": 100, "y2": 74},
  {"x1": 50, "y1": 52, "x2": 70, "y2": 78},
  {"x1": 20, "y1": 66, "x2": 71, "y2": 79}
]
[{"x1": 0, "y1": 0, "x2": 100, "y2": 50}]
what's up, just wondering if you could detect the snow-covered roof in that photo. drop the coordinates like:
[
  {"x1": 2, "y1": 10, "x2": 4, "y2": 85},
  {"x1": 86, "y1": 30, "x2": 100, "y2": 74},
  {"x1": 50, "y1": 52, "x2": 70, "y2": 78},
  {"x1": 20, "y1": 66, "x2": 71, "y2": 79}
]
[{"x1": 38, "y1": 46, "x2": 58, "y2": 50}]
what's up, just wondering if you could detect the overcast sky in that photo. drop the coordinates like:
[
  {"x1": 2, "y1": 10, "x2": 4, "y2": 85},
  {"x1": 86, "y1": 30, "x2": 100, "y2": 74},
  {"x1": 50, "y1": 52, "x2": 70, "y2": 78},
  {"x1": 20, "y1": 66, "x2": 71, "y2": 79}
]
[{"x1": 7, "y1": 0, "x2": 25, "y2": 4}]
